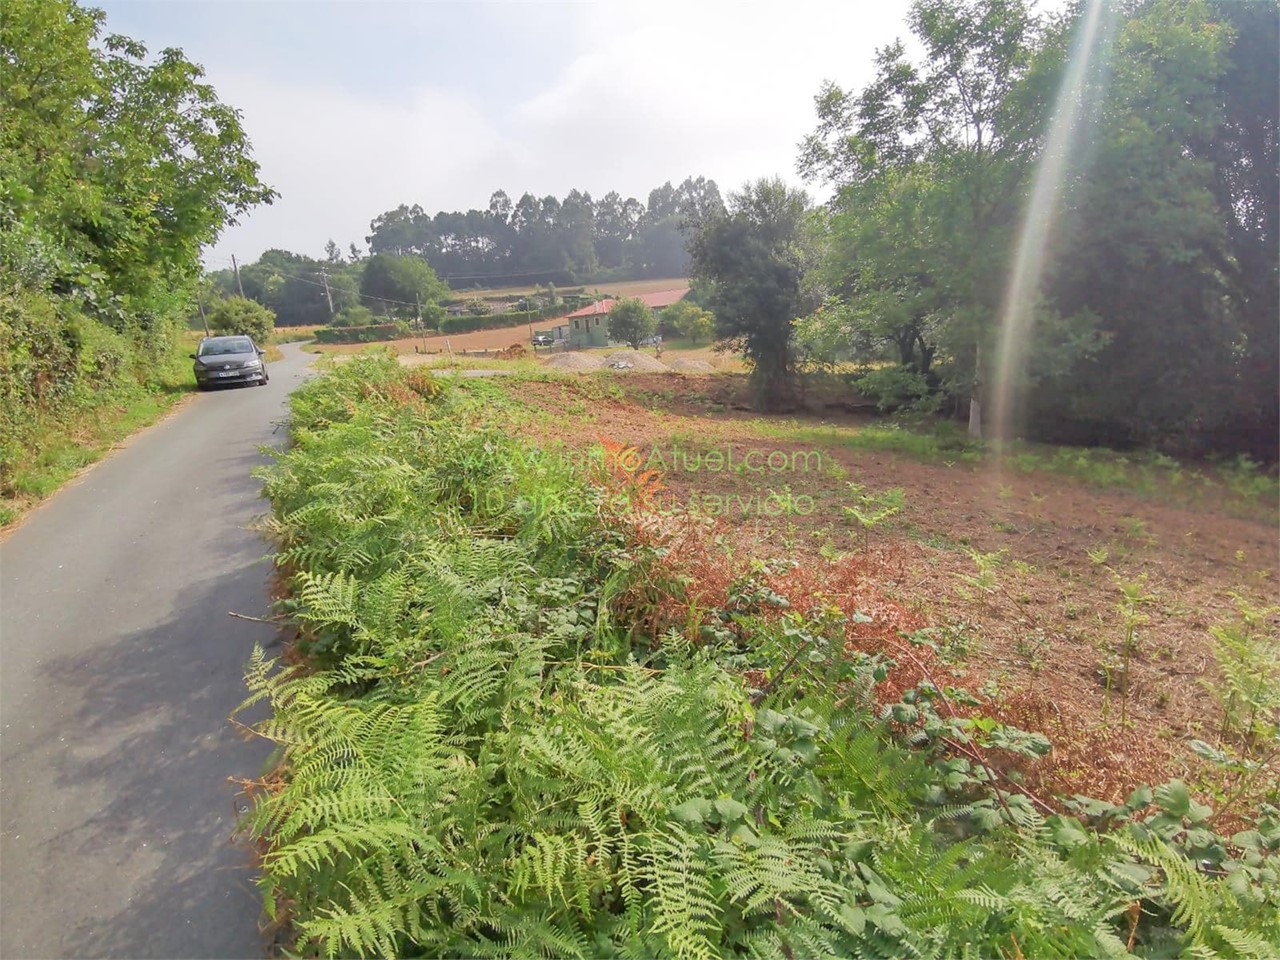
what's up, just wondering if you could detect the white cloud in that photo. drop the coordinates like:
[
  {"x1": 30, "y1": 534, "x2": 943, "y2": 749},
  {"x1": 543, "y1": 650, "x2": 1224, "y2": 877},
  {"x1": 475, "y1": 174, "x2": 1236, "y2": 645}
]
[
  {"x1": 207, "y1": 0, "x2": 914, "y2": 264},
  {"x1": 207, "y1": 74, "x2": 517, "y2": 264}
]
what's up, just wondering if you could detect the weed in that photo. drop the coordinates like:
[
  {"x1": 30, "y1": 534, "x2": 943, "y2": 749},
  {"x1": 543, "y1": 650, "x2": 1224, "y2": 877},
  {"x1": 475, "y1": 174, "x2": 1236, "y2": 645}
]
[
  {"x1": 842, "y1": 482, "x2": 905, "y2": 550},
  {"x1": 1117, "y1": 515, "x2": 1154, "y2": 545},
  {"x1": 238, "y1": 355, "x2": 1280, "y2": 959},
  {"x1": 1112, "y1": 574, "x2": 1156, "y2": 726},
  {"x1": 957, "y1": 548, "x2": 1006, "y2": 601},
  {"x1": 1203, "y1": 595, "x2": 1280, "y2": 752},
  {"x1": 1014, "y1": 630, "x2": 1051, "y2": 671}
]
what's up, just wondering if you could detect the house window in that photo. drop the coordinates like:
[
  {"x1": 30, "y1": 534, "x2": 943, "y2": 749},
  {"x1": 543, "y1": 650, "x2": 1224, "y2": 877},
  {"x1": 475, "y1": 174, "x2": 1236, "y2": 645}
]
[{"x1": 574, "y1": 319, "x2": 580, "y2": 330}]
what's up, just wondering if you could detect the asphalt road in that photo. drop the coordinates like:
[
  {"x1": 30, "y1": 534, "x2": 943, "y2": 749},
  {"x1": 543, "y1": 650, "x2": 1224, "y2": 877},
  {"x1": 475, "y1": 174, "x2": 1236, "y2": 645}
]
[{"x1": 0, "y1": 344, "x2": 314, "y2": 959}]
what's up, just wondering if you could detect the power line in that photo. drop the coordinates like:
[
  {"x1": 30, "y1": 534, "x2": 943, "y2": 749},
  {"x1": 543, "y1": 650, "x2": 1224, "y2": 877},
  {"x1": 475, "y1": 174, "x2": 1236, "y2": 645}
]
[{"x1": 203, "y1": 256, "x2": 422, "y2": 309}]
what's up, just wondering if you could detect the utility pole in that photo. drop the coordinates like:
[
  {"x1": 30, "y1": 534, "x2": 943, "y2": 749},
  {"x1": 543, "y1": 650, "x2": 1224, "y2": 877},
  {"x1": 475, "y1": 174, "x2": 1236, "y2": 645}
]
[
  {"x1": 197, "y1": 298, "x2": 210, "y2": 336},
  {"x1": 231, "y1": 254, "x2": 245, "y2": 298},
  {"x1": 321, "y1": 268, "x2": 335, "y2": 318}
]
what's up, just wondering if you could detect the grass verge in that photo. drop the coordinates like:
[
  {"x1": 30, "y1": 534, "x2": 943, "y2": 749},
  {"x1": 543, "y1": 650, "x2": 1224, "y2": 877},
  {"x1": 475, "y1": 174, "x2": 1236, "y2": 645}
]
[{"x1": 0, "y1": 370, "x2": 193, "y2": 528}]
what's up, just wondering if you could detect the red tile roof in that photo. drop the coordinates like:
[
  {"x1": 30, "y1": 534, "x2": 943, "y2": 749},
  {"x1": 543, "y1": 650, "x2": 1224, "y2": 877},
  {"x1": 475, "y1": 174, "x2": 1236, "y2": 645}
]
[{"x1": 564, "y1": 287, "x2": 689, "y2": 319}]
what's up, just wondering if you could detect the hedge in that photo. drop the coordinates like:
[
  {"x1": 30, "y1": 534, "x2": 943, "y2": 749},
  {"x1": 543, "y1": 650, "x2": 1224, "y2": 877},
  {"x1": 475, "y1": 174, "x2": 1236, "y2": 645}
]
[{"x1": 314, "y1": 323, "x2": 405, "y2": 344}]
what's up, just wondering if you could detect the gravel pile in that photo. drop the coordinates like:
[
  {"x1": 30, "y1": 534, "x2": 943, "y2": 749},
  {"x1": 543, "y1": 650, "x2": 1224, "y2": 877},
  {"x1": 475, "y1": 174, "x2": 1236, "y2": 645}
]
[
  {"x1": 605, "y1": 351, "x2": 669, "y2": 372},
  {"x1": 545, "y1": 352, "x2": 606, "y2": 371},
  {"x1": 667, "y1": 358, "x2": 715, "y2": 373}
]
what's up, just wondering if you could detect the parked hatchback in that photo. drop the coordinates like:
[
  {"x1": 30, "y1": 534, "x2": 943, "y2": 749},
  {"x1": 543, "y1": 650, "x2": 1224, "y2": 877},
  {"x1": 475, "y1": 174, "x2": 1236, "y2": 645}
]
[{"x1": 192, "y1": 335, "x2": 269, "y2": 389}]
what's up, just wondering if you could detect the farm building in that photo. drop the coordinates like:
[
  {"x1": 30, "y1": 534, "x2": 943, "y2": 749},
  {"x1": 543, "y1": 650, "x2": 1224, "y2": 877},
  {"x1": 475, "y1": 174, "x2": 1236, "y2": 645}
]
[{"x1": 559, "y1": 287, "x2": 689, "y2": 347}]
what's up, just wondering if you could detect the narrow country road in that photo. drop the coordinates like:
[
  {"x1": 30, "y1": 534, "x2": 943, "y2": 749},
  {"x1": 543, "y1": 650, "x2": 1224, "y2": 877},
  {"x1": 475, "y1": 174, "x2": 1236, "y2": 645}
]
[{"x1": 1, "y1": 343, "x2": 314, "y2": 959}]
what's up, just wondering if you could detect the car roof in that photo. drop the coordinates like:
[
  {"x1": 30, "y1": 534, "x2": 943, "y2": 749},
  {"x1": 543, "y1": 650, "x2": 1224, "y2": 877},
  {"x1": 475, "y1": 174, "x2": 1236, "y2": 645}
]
[{"x1": 200, "y1": 335, "x2": 252, "y2": 342}]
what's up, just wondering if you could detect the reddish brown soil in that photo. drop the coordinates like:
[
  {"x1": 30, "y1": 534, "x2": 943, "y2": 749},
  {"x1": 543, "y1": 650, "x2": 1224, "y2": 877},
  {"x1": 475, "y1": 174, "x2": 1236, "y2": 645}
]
[{"x1": 498, "y1": 374, "x2": 1280, "y2": 815}]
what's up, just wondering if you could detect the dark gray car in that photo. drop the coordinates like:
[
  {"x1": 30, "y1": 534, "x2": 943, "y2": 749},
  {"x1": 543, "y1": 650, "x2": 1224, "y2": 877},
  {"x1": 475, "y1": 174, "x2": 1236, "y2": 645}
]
[{"x1": 192, "y1": 335, "x2": 269, "y2": 389}]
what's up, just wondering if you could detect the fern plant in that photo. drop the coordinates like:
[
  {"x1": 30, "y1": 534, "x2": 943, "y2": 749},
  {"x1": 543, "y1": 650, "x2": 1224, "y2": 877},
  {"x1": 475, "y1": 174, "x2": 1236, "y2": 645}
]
[
  {"x1": 236, "y1": 356, "x2": 1279, "y2": 960},
  {"x1": 1203, "y1": 595, "x2": 1280, "y2": 751}
]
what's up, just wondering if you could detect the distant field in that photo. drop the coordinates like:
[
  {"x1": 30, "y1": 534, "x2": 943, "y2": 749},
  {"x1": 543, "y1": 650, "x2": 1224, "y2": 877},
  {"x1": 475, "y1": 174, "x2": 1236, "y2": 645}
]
[
  {"x1": 447, "y1": 277, "x2": 688, "y2": 300},
  {"x1": 312, "y1": 279, "x2": 693, "y2": 355},
  {"x1": 309, "y1": 325, "x2": 738, "y2": 363},
  {"x1": 273, "y1": 324, "x2": 325, "y2": 343}
]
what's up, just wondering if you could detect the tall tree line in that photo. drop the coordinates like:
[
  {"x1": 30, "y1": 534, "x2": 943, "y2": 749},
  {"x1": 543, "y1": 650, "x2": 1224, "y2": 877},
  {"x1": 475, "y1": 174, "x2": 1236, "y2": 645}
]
[{"x1": 366, "y1": 176, "x2": 725, "y2": 285}]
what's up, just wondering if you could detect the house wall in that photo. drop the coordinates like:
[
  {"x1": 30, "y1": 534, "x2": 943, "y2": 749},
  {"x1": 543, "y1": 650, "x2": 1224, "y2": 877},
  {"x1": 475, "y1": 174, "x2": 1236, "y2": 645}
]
[{"x1": 568, "y1": 314, "x2": 610, "y2": 347}]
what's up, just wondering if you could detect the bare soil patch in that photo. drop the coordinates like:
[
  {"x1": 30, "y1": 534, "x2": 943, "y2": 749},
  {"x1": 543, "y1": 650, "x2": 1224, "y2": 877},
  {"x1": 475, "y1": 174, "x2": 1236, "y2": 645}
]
[{"x1": 492, "y1": 375, "x2": 1280, "y2": 814}]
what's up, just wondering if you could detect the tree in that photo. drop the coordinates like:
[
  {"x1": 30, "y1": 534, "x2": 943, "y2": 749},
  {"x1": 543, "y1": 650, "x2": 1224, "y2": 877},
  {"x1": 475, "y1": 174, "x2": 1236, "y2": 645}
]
[
  {"x1": 1196, "y1": 0, "x2": 1279, "y2": 453},
  {"x1": 663, "y1": 300, "x2": 715, "y2": 343},
  {"x1": 800, "y1": 0, "x2": 1052, "y2": 436},
  {"x1": 606, "y1": 298, "x2": 657, "y2": 349},
  {"x1": 0, "y1": 0, "x2": 276, "y2": 317},
  {"x1": 208, "y1": 296, "x2": 274, "y2": 343},
  {"x1": 363, "y1": 178, "x2": 721, "y2": 285},
  {"x1": 208, "y1": 249, "x2": 362, "y2": 327},
  {"x1": 1013, "y1": 0, "x2": 1244, "y2": 450},
  {"x1": 359, "y1": 254, "x2": 447, "y2": 318},
  {"x1": 690, "y1": 178, "x2": 816, "y2": 409}
]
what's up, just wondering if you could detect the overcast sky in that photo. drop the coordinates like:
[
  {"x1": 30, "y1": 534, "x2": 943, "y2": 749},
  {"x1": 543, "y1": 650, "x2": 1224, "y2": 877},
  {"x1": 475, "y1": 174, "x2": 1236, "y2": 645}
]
[{"x1": 96, "y1": 1, "x2": 944, "y2": 265}]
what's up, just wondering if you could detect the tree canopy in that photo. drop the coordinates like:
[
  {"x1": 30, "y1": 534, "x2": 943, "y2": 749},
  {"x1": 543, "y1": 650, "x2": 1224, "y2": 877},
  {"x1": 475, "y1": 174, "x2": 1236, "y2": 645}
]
[
  {"x1": 207, "y1": 296, "x2": 274, "y2": 343},
  {"x1": 358, "y1": 254, "x2": 448, "y2": 318},
  {"x1": 606, "y1": 298, "x2": 657, "y2": 349},
  {"x1": 691, "y1": 178, "x2": 817, "y2": 409},
  {"x1": 1, "y1": 0, "x2": 274, "y2": 318},
  {"x1": 795, "y1": 0, "x2": 1277, "y2": 455},
  {"x1": 366, "y1": 176, "x2": 725, "y2": 286},
  {"x1": 1, "y1": 0, "x2": 273, "y2": 495}
]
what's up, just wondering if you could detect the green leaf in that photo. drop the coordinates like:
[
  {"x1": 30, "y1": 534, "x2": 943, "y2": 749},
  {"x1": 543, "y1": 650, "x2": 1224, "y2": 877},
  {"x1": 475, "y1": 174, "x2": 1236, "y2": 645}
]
[
  {"x1": 1154, "y1": 780, "x2": 1192, "y2": 818},
  {"x1": 670, "y1": 798, "x2": 714, "y2": 825},
  {"x1": 713, "y1": 797, "x2": 749, "y2": 822}
]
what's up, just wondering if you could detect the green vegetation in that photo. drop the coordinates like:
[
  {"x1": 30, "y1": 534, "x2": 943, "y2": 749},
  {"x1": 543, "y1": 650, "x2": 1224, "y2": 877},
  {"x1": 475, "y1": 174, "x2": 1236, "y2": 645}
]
[
  {"x1": 685, "y1": 0, "x2": 1277, "y2": 460},
  {"x1": 745, "y1": 417, "x2": 1277, "y2": 515},
  {"x1": 690, "y1": 178, "x2": 817, "y2": 410},
  {"x1": 313, "y1": 323, "x2": 406, "y2": 345},
  {"x1": 366, "y1": 177, "x2": 724, "y2": 284},
  {"x1": 358, "y1": 252, "x2": 448, "y2": 314},
  {"x1": 663, "y1": 301, "x2": 716, "y2": 344},
  {"x1": 241, "y1": 357, "x2": 1278, "y2": 958},
  {"x1": 272, "y1": 327, "x2": 322, "y2": 345},
  {"x1": 1204, "y1": 597, "x2": 1280, "y2": 753},
  {"x1": 206, "y1": 296, "x2": 275, "y2": 343},
  {"x1": 0, "y1": 0, "x2": 272, "y2": 522},
  {"x1": 607, "y1": 297, "x2": 658, "y2": 349}
]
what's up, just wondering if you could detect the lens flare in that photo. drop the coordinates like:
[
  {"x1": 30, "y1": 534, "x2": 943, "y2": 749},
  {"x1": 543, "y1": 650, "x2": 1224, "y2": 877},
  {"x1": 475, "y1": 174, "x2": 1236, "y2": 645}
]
[{"x1": 992, "y1": 0, "x2": 1117, "y2": 447}]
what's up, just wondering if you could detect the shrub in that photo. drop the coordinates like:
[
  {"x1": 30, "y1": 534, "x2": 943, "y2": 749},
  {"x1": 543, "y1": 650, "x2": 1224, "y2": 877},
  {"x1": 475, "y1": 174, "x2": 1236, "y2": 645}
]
[
  {"x1": 207, "y1": 296, "x2": 275, "y2": 343},
  {"x1": 313, "y1": 323, "x2": 404, "y2": 344},
  {"x1": 854, "y1": 366, "x2": 940, "y2": 414},
  {"x1": 439, "y1": 302, "x2": 563, "y2": 334},
  {"x1": 663, "y1": 300, "x2": 715, "y2": 342},
  {"x1": 331, "y1": 304, "x2": 375, "y2": 328}
]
